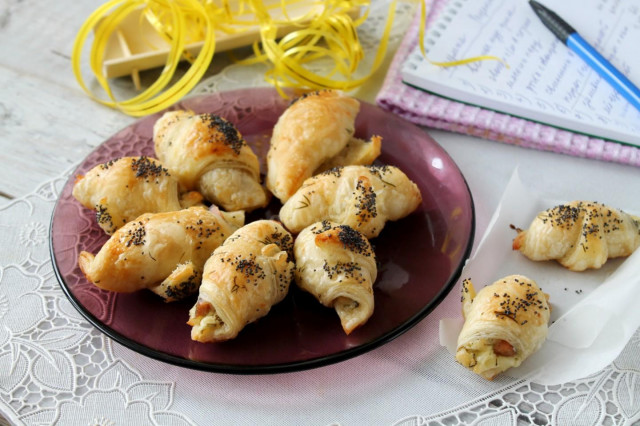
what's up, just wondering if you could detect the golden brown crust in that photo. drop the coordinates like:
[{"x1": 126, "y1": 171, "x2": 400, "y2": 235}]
[
  {"x1": 77, "y1": 206, "x2": 244, "y2": 301},
  {"x1": 72, "y1": 156, "x2": 182, "y2": 234},
  {"x1": 266, "y1": 90, "x2": 381, "y2": 202},
  {"x1": 456, "y1": 275, "x2": 550, "y2": 380},
  {"x1": 294, "y1": 221, "x2": 377, "y2": 334},
  {"x1": 280, "y1": 165, "x2": 422, "y2": 238},
  {"x1": 188, "y1": 220, "x2": 295, "y2": 342},
  {"x1": 513, "y1": 201, "x2": 640, "y2": 271},
  {"x1": 153, "y1": 111, "x2": 268, "y2": 211},
  {"x1": 315, "y1": 135, "x2": 383, "y2": 175}
]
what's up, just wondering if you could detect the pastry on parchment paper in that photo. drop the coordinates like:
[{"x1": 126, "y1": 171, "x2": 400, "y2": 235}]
[
  {"x1": 512, "y1": 201, "x2": 640, "y2": 271},
  {"x1": 455, "y1": 275, "x2": 550, "y2": 380}
]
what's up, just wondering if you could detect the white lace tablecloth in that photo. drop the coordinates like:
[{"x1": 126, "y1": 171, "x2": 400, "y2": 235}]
[
  {"x1": 3, "y1": 158, "x2": 640, "y2": 425},
  {"x1": 2, "y1": 0, "x2": 640, "y2": 425}
]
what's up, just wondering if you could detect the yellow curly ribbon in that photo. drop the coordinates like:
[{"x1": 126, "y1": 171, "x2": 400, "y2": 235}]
[
  {"x1": 71, "y1": 0, "x2": 505, "y2": 117},
  {"x1": 411, "y1": 0, "x2": 506, "y2": 69},
  {"x1": 73, "y1": 0, "x2": 215, "y2": 117}
]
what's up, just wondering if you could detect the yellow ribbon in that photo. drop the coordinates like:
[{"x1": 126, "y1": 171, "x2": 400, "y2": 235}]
[
  {"x1": 71, "y1": 0, "x2": 506, "y2": 117},
  {"x1": 72, "y1": 0, "x2": 214, "y2": 117}
]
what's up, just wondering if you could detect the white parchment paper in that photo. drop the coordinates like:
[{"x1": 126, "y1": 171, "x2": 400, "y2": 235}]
[{"x1": 440, "y1": 169, "x2": 640, "y2": 385}]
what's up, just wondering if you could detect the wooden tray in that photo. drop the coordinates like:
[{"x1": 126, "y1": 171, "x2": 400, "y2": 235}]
[{"x1": 103, "y1": 1, "x2": 361, "y2": 81}]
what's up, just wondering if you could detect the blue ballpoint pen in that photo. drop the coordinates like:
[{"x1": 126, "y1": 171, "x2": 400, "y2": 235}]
[{"x1": 529, "y1": 0, "x2": 640, "y2": 113}]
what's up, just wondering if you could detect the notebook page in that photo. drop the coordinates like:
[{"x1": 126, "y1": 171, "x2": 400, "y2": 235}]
[{"x1": 401, "y1": 0, "x2": 640, "y2": 146}]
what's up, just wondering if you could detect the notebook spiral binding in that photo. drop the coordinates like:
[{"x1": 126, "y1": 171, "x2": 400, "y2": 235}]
[{"x1": 404, "y1": 0, "x2": 467, "y2": 70}]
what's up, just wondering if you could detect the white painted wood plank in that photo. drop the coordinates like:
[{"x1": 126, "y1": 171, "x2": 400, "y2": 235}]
[
  {"x1": 0, "y1": 0, "x2": 105, "y2": 87},
  {"x1": 0, "y1": 67, "x2": 135, "y2": 203}
]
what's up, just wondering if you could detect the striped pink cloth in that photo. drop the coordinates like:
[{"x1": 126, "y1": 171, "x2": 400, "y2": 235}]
[{"x1": 375, "y1": 1, "x2": 640, "y2": 167}]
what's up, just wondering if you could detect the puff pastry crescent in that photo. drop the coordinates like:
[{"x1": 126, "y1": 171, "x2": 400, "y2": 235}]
[
  {"x1": 188, "y1": 220, "x2": 295, "y2": 342},
  {"x1": 154, "y1": 111, "x2": 269, "y2": 211},
  {"x1": 78, "y1": 206, "x2": 244, "y2": 301},
  {"x1": 456, "y1": 275, "x2": 550, "y2": 380},
  {"x1": 266, "y1": 90, "x2": 381, "y2": 202},
  {"x1": 513, "y1": 201, "x2": 640, "y2": 271},
  {"x1": 72, "y1": 156, "x2": 186, "y2": 234},
  {"x1": 294, "y1": 221, "x2": 377, "y2": 334},
  {"x1": 280, "y1": 165, "x2": 422, "y2": 238}
]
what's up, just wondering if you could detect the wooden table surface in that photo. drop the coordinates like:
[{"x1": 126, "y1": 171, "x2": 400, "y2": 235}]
[{"x1": 1, "y1": 2, "x2": 131, "y2": 206}]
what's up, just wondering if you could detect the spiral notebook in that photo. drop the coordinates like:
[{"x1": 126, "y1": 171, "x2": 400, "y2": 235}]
[{"x1": 400, "y1": 0, "x2": 640, "y2": 147}]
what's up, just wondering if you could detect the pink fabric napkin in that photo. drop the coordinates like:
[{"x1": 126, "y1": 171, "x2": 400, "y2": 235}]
[{"x1": 375, "y1": 1, "x2": 640, "y2": 168}]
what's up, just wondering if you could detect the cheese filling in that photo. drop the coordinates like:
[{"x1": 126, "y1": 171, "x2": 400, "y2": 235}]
[{"x1": 456, "y1": 339, "x2": 522, "y2": 380}]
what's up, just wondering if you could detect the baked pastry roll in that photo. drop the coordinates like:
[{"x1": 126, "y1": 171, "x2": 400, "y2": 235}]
[
  {"x1": 280, "y1": 165, "x2": 422, "y2": 238},
  {"x1": 188, "y1": 220, "x2": 295, "y2": 342},
  {"x1": 78, "y1": 206, "x2": 244, "y2": 301},
  {"x1": 315, "y1": 135, "x2": 383, "y2": 175},
  {"x1": 153, "y1": 111, "x2": 269, "y2": 212},
  {"x1": 456, "y1": 275, "x2": 550, "y2": 380},
  {"x1": 72, "y1": 156, "x2": 192, "y2": 234},
  {"x1": 294, "y1": 221, "x2": 377, "y2": 334},
  {"x1": 513, "y1": 201, "x2": 640, "y2": 271},
  {"x1": 266, "y1": 90, "x2": 381, "y2": 202}
]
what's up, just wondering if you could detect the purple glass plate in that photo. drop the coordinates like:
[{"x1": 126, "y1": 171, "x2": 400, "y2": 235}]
[{"x1": 50, "y1": 88, "x2": 475, "y2": 374}]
